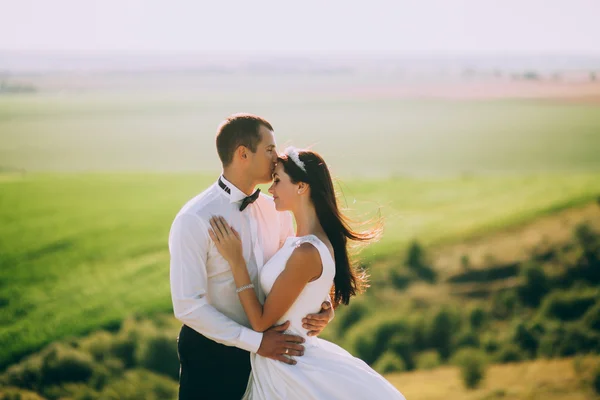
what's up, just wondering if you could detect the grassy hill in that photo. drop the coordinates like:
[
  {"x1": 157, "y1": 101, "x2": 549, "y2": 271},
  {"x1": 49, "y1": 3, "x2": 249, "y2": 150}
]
[{"x1": 2, "y1": 172, "x2": 600, "y2": 369}]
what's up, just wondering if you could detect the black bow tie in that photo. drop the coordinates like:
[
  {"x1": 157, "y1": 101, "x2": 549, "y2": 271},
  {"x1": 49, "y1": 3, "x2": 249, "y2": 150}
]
[
  {"x1": 240, "y1": 189, "x2": 260, "y2": 211},
  {"x1": 218, "y1": 177, "x2": 260, "y2": 211}
]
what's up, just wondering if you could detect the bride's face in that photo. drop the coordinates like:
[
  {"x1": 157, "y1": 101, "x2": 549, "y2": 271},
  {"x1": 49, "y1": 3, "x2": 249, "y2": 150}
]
[{"x1": 268, "y1": 163, "x2": 298, "y2": 211}]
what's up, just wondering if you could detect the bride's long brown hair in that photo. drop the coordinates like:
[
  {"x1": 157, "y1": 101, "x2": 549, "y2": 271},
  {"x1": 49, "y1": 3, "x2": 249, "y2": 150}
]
[{"x1": 278, "y1": 150, "x2": 382, "y2": 307}]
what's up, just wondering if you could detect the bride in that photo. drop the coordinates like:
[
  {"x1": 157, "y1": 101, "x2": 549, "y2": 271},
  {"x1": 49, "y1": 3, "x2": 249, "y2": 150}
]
[{"x1": 208, "y1": 147, "x2": 406, "y2": 400}]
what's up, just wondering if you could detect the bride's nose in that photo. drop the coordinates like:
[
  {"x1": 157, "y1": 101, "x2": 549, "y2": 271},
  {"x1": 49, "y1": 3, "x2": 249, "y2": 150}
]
[{"x1": 268, "y1": 183, "x2": 275, "y2": 194}]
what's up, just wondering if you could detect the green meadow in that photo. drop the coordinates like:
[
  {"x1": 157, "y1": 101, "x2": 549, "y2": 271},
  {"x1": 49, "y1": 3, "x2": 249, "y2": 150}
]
[
  {"x1": 2, "y1": 171, "x2": 600, "y2": 368},
  {"x1": 2, "y1": 86, "x2": 600, "y2": 398}
]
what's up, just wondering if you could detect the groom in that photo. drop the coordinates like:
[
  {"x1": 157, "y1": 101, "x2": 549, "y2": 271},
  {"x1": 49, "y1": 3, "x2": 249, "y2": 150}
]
[{"x1": 169, "y1": 113, "x2": 333, "y2": 400}]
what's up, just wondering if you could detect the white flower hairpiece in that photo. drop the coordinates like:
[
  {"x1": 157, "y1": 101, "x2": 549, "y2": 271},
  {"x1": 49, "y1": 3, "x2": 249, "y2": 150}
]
[{"x1": 284, "y1": 146, "x2": 307, "y2": 173}]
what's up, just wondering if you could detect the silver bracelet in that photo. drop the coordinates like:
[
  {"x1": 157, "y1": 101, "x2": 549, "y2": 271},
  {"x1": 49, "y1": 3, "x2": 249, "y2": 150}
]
[{"x1": 236, "y1": 283, "x2": 255, "y2": 293}]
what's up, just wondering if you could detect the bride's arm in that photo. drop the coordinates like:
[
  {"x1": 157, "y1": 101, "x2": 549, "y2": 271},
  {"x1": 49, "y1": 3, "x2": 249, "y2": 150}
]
[
  {"x1": 231, "y1": 244, "x2": 321, "y2": 332},
  {"x1": 209, "y1": 216, "x2": 321, "y2": 332}
]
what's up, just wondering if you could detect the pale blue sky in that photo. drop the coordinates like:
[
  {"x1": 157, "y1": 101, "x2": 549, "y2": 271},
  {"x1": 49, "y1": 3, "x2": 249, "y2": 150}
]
[{"x1": 2, "y1": 0, "x2": 600, "y2": 54}]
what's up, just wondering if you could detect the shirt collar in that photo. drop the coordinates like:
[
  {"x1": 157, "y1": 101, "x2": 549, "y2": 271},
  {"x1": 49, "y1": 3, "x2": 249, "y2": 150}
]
[{"x1": 218, "y1": 175, "x2": 253, "y2": 204}]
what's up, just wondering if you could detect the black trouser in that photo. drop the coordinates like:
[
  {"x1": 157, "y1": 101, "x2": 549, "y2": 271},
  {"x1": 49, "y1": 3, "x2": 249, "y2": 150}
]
[{"x1": 177, "y1": 324, "x2": 252, "y2": 400}]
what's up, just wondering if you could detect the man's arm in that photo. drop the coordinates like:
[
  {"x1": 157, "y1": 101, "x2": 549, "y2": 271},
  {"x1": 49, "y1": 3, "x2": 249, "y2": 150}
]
[
  {"x1": 170, "y1": 212, "x2": 304, "y2": 364},
  {"x1": 169, "y1": 212, "x2": 262, "y2": 352}
]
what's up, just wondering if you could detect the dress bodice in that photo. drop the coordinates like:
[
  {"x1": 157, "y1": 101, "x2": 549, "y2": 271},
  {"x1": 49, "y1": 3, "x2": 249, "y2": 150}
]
[{"x1": 259, "y1": 235, "x2": 335, "y2": 341}]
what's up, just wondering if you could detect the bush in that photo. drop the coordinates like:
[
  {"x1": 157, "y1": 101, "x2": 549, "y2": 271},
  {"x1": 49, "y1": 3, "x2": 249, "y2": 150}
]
[
  {"x1": 409, "y1": 316, "x2": 428, "y2": 352},
  {"x1": 453, "y1": 330, "x2": 480, "y2": 351},
  {"x1": 538, "y1": 323, "x2": 600, "y2": 357},
  {"x1": 42, "y1": 382, "x2": 99, "y2": 400},
  {"x1": 594, "y1": 362, "x2": 600, "y2": 395},
  {"x1": 80, "y1": 331, "x2": 114, "y2": 362},
  {"x1": 136, "y1": 334, "x2": 179, "y2": 380},
  {"x1": 540, "y1": 289, "x2": 598, "y2": 321},
  {"x1": 337, "y1": 301, "x2": 369, "y2": 332},
  {"x1": 388, "y1": 268, "x2": 414, "y2": 290},
  {"x1": 388, "y1": 334, "x2": 416, "y2": 371},
  {"x1": 452, "y1": 348, "x2": 487, "y2": 389},
  {"x1": 415, "y1": 351, "x2": 441, "y2": 370},
  {"x1": 481, "y1": 333, "x2": 500, "y2": 354},
  {"x1": 511, "y1": 321, "x2": 543, "y2": 358},
  {"x1": 405, "y1": 241, "x2": 437, "y2": 283},
  {"x1": 40, "y1": 344, "x2": 95, "y2": 385},
  {"x1": 565, "y1": 223, "x2": 600, "y2": 285},
  {"x1": 428, "y1": 308, "x2": 461, "y2": 361},
  {"x1": 0, "y1": 387, "x2": 46, "y2": 400},
  {"x1": 345, "y1": 316, "x2": 412, "y2": 365},
  {"x1": 98, "y1": 369, "x2": 177, "y2": 400},
  {"x1": 517, "y1": 262, "x2": 550, "y2": 307},
  {"x1": 372, "y1": 351, "x2": 406, "y2": 374},
  {"x1": 494, "y1": 343, "x2": 524, "y2": 363},
  {"x1": 469, "y1": 307, "x2": 487, "y2": 331},
  {"x1": 491, "y1": 290, "x2": 518, "y2": 320},
  {"x1": 582, "y1": 301, "x2": 600, "y2": 332},
  {"x1": 2, "y1": 355, "x2": 44, "y2": 390}
]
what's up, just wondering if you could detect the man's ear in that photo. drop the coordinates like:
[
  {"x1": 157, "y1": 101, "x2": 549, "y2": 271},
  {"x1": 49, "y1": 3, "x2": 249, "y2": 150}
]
[{"x1": 235, "y1": 145, "x2": 248, "y2": 162}]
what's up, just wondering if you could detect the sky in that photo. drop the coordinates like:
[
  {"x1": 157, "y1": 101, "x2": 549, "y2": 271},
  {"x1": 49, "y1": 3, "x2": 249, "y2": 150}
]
[{"x1": 1, "y1": 0, "x2": 600, "y2": 54}]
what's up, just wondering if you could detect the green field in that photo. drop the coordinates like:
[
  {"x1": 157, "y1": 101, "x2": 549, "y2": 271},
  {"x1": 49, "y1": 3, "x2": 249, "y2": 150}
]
[
  {"x1": 2, "y1": 171, "x2": 600, "y2": 368},
  {"x1": 2, "y1": 93, "x2": 600, "y2": 175},
  {"x1": 2, "y1": 87, "x2": 600, "y2": 381}
]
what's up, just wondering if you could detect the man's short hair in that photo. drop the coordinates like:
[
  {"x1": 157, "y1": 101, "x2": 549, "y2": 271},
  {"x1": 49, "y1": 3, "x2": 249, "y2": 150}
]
[{"x1": 216, "y1": 113, "x2": 274, "y2": 166}]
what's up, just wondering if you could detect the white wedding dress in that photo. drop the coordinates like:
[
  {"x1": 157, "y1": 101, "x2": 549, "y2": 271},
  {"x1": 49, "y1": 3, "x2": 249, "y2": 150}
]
[{"x1": 242, "y1": 235, "x2": 406, "y2": 400}]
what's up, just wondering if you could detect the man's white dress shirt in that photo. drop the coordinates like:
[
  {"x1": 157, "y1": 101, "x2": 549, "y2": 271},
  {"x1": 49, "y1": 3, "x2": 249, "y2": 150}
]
[{"x1": 169, "y1": 176, "x2": 294, "y2": 353}]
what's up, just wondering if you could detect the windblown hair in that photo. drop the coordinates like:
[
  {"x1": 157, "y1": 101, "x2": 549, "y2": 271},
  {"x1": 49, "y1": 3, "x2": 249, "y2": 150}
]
[{"x1": 278, "y1": 150, "x2": 382, "y2": 307}]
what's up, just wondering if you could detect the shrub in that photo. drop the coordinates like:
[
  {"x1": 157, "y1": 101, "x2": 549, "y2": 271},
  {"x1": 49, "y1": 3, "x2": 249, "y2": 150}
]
[
  {"x1": 453, "y1": 330, "x2": 480, "y2": 351},
  {"x1": 428, "y1": 308, "x2": 461, "y2": 361},
  {"x1": 540, "y1": 289, "x2": 598, "y2": 321},
  {"x1": 517, "y1": 262, "x2": 550, "y2": 307},
  {"x1": 41, "y1": 382, "x2": 99, "y2": 400},
  {"x1": 511, "y1": 321, "x2": 543, "y2": 358},
  {"x1": 415, "y1": 351, "x2": 441, "y2": 370},
  {"x1": 79, "y1": 331, "x2": 114, "y2": 362},
  {"x1": 136, "y1": 334, "x2": 180, "y2": 380},
  {"x1": 388, "y1": 334, "x2": 416, "y2": 371},
  {"x1": 388, "y1": 268, "x2": 414, "y2": 290},
  {"x1": 345, "y1": 315, "x2": 411, "y2": 365},
  {"x1": 40, "y1": 344, "x2": 95, "y2": 385},
  {"x1": 405, "y1": 241, "x2": 437, "y2": 283},
  {"x1": 566, "y1": 223, "x2": 600, "y2": 285},
  {"x1": 481, "y1": 333, "x2": 500, "y2": 354},
  {"x1": 469, "y1": 307, "x2": 487, "y2": 331},
  {"x1": 491, "y1": 290, "x2": 518, "y2": 320},
  {"x1": 0, "y1": 387, "x2": 46, "y2": 400},
  {"x1": 372, "y1": 351, "x2": 406, "y2": 374},
  {"x1": 494, "y1": 343, "x2": 524, "y2": 363},
  {"x1": 582, "y1": 300, "x2": 600, "y2": 332},
  {"x1": 593, "y1": 362, "x2": 600, "y2": 395},
  {"x1": 452, "y1": 348, "x2": 487, "y2": 389},
  {"x1": 98, "y1": 369, "x2": 177, "y2": 400},
  {"x1": 2, "y1": 355, "x2": 44, "y2": 390},
  {"x1": 538, "y1": 323, "x2": 600, "y2": 357},
  {"x1": 337, "y1": 301, "x2": 369, "y2": 332}
]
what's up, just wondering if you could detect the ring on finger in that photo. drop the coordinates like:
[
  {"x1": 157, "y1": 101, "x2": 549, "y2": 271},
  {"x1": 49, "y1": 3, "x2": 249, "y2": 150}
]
[{"x1": 284, "y1": 348, "x2": 289, "y2": 355}]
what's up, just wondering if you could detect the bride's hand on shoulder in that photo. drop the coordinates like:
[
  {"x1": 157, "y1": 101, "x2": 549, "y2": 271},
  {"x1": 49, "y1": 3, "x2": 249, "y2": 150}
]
[{"x1": 208, "y1": 216, "x2": 244, "y2": 266}]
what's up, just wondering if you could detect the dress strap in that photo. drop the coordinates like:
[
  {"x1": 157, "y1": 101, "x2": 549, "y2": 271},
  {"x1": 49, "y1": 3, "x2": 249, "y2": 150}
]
[{"x1": 291, "y1": 234, "x2": 322, "y2": 249}]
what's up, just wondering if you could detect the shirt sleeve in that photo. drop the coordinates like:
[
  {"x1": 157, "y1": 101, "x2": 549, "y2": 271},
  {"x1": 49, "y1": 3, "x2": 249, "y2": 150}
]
[{"x1": 169, "y1": 212, "x2": 263, "y2": 353}]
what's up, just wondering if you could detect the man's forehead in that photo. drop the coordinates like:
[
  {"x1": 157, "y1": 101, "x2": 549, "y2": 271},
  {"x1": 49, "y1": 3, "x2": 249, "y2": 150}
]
[{"x1": 259, "y1": 125, "x2": 276, "y2": 144}]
